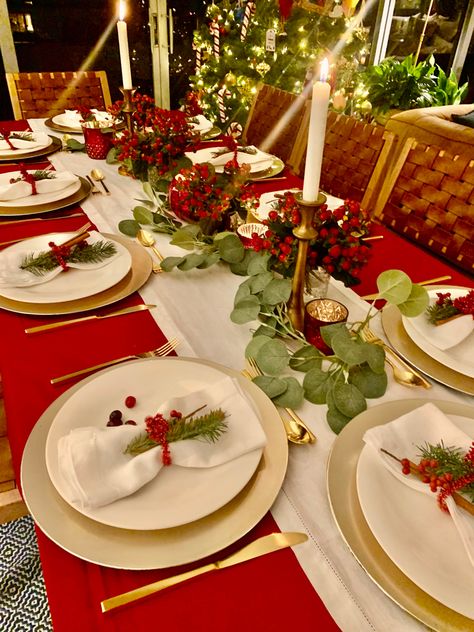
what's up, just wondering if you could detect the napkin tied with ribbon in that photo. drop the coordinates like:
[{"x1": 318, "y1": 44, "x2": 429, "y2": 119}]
[
  {"x1": 0, "y1": 131, "x2": 51, "y2": 152},
  {"x1": 0, "y1": 230, "x2": 121, "y2": 288},
  {"x1": 186, "y1": 145, "x2": 273, "y2": 172},
  {"x1": 363, "y1": 403, "x2": 474, "y2": 566},
  {"x1": 0, "y1": 170, "x2": 78, "y2": 202},
  {"x1": 188, "y1": 114, "x2": 213, "y2": 134},
  {"x1": 57, "y1": 376, "x2": 267, "y2": 509},
  {"x1": 60, "y1": 109, "x2": 113, "y2": 128}
]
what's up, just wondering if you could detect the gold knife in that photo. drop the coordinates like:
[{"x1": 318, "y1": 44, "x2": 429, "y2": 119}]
[
  {"x1": 100, "y1": 531, "x2": 308, "y2": 613},
  {"x1": 25, "y1": 304, "x2": 156, "y2": 334}
]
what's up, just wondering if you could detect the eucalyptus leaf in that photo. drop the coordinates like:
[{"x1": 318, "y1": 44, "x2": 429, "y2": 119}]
[
  {"x1": 118, "y1": 219, "x2": 140, "y2": 237},
  {"x1": 245, "y1": 335, "x2": 274, "y2": 358},
  {"x1": 151, "y1": 179, "x2": 170, "y2": 194},
  {"x1": 197, "y1": 253, "x2": 221, "y2": 269},
  {"x1": 142, "y1": 181, "x2": 154, "y2": 200},
  {"x1": 349, "y1": 364, "x2": 387, "y2": 398},
  {"x1": 362, "y1": 342, "x2": 386, "y2": 374},
  {"x1": 229, "y1": 249, "x2": 254, "y2": 276},
  {"x1": 330, "y1": 332, "x2": 367, "y2": 366},
  {"x1": 66, "y1": 138, "x2": 84, "y2": 151},
  {"x1": 332, "y1": 383, "x2": 367, "y2": 418},
  {"x1": 214, "y1": 231, "x2": 235, "y2": 242},
  {"x1": 326, "y1": 406, "x2": 351, "y2": 434},
  {"x1": 252, "y1": 375, "x2": 287, "y2": 399},
  {"x1": 320, "y1": 322, "x2": 350, "y2": 347},
  {"x1": 177, "y1": 253, "x2": 206, "y2": 270},
  {"x1": 248, "y1": 271, "x2": 274, "y2": 294},
  {"x1": 397, "y1": 284, "x2": 429, "y2": 317},
  {"x1": 289, "y1": 345, "x2": 323, "y2": 372},
  {"x1": 160, "y1": 256, "x2": 185, "y2": 271},
  {"x1": 253, "y1": 319, "x2": 277, "y2": 338},
  {"x1": 303, "y1": 368, "x2": 333, "y2": 404},
  {"x1": 230, "y1": 295, "x2": 261, "y2": 324},
  {"x1": 247, "y1": 252, "x2": 271, "y2": 276},
  {"x1": 133, "y1": 206, "x2": 154, "y2": 225},
  {"x1": 255, "y1": 339, "x2": 289, "y2": 375},
  {"x1": 170, "y1": 227, "x2": 200, "y2": 250},
  {"x1": 273, "y1": 377, "x2": 304, "y2": 408},
  {"x1": 376, "y1": 269, "x2": 412, "y2": 304},
  {"x1": 261, "y1": 278, "x2": 292, "y2": 305},
  {"x1": 234, "y1": 281, "x2": 252, "y2": 306},
  {"x1": 217, "y1": 234, "x2": 245, "y2": 264}
]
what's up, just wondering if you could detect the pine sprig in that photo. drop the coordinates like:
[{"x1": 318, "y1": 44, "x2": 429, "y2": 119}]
[
  {"x1": 10, "y1": 132, "x2": 34, "y2": 142},
  {"x1": 124, "y1": 408, "x2": 228, "y2": 457},
  {"x1": 20, "y1": 240, "x2": 117, "y2": 276},
  {"x1": 426, "y1": 302, "x2": 458, "y2": 324},
  {"x1": 418, "y1": 441, "x2": 474, "y2": 502}
]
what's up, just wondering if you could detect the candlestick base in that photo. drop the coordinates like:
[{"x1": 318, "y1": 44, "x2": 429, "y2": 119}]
[
  {"x1": 287, "y1": 191, "x2": 327, "y2": 333},
  {"x1": 119, "y1": 87, "x2": 137, "y2": 134}
]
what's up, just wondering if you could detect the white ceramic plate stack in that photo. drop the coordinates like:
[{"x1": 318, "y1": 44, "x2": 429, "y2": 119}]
[{"x1": 21, "y1": 357, "x2": 288, "y2": 569}]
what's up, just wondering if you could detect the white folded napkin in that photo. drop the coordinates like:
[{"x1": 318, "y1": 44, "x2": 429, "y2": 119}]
[
  {"x1": 60, "y1": 109, "x2": 113, "y2": 128},
  {"x1": 363, "y1": 402, "x2": 474, "y2": 566},
  {"x1": 0, "y1": 170, "x2": 78, "y2": 202},
  {"x1": 188, "y1": 114, "x2": 213, "y2": 134},
  {"x1": 57, "y1": 376, "x2": 267, "y2": 509},
  {"x1": 0, "y1": 230, "x2": 121, "y2": 288},
  {"x1": 186, "y1": 145, "x2": 273, "y2": 172},
  {"x1": 0, "y1": 131, "x2": 51, "y2": 152}
]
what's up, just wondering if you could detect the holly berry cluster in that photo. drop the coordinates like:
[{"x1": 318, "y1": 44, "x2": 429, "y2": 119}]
[
  {"x1": 180, "y1": 90, "x2": 204, "y2": 117},
  {"x1": 170, "y1": 161, "x2": 259, "y2": 228},
  {"x1": 248, "y1": 192, "x2": 372, "y2": 286},
  {"x1": 75, "y1": 105, "x2": 95, "y2": 123},
  {"x1": 401, "y1": 441, "x2": 474, "y2": 513},
  {"x1": 109, "y1": 92, "x2": 198, "y2": 181},
  {"x1": 426, "y1": 290, "x2": 474, "y2": 325}
]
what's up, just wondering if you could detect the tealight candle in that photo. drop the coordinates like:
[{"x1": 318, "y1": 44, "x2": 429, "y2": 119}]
[
  {"x1": 302, "y1": 59, "x2": 330, "y2": 203},
  {"x1": 117, "y1": 0, "x2": 133, "y2": 90}
]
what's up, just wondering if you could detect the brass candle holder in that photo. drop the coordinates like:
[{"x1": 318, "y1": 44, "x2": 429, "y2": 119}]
[
  {"x1": 287, "y1": 191, "x2": 327, "y2": 332},
  {"x1": 119, "y1": 87, "x2": 137, "y2": 134}
]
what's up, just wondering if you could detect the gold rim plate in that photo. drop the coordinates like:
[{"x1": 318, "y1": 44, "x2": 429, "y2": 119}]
[
  {"x1": 248, "y1": 156, "x2": 285, "y2": 181},
  {"x1": 0, "y1": 135, "x2": 61, "y2": 162},
  {"x1": 381, "y1": 293, "x2": 474, "y2": 396},
  {"x1": 21, "y1": 356, "x2": 288, "y2": 569},
  {"x1": 0, "y1": 176, "x2": 91, "y2": 218},
  {"x1": 44, "y1": 118, "x2": 125, "y2": 135},
  {"x1": 0, "y1": 232, "x2": 152, "y2": 315},
  {"x1": 327, "y1": 398, "x2": 474, "y2": 632}
]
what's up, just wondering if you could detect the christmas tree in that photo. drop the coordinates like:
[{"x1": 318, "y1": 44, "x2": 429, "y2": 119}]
[{"x1": 189, "y1": 0, "x2": 368, "y2": 129}]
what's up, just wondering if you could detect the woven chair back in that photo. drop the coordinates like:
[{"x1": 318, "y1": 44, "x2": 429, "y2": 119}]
[
  {"x1": 374, "y1": 139, "x2": 474, "y2": 274},
  {"x1": 242, "y1": 83, "x2": 309, "y2": 175},
  {"x1": 6, "y1": 71, "x2": 112, "y2": 120}
]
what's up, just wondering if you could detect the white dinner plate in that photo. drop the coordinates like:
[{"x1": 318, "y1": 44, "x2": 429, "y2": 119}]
[
  {"x1": 185, "y1": 147, "x2": 275, "y2": 174},
  {"x1": 357, "y1": 412, "x2": 474, "y2": 620},
  {"x1": 254, "y1": 190, "x2": 346, "y2": 222},
  {"x1": 21, "y1": 357, "x2": 287, "y2": 569},
  {"x1": 0, "y1": 171, "x2": 81, "y2": 208},
  {"x1": 0, "y1": 132, "x2": 53, "y2": 158},
  {"x1": 402, "y1": 287, "x2": 474, "y2": 379},
  {"x1": 0, "y1": 232, "x2": 131, "y2": 303},
  {"x1": 45, "y1": 359, "x2": 264, "y2": 530}
]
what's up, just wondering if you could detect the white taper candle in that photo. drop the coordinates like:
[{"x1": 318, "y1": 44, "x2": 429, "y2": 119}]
[{"x1": 117, "y1": 1, "x2": 133, "y2": 90}]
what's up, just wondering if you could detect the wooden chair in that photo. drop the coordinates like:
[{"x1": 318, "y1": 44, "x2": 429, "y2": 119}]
[
  {"x1": 373, "y1": 138, "x2": 474, "y2": 274},
  {"x1": 6, "y1": 70, "x2": 112, "y2": 120},
  {"x1": 0, "y1": 380, "x2": 28, "y2": 524},
  {"x1": 316, "y1": 111, "x2": 396, "y2": 213},
  {"x1": 242, "y1": 83, "x2": 310, "y2": 175}
]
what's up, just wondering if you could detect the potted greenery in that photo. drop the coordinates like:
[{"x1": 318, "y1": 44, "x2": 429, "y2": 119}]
[{"x1": 361, "y1": 54, "x2": 468, "y2": 124}]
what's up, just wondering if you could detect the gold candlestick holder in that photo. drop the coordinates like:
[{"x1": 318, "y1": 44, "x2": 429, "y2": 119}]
[
  {"x1": 119, "y1": 87, "x2": 137, "y2": 134},
  {"x1": 287, "y1": 191, "x2": 327, "y2": 332}
]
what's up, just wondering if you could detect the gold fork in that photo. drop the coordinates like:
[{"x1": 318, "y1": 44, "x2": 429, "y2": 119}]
[
  {"x1": 361, "y1": 327, "x2": 431, "y2": 389},
  {"x1": 50, "y1": 338, "x2": 180, "y2": 384},
  {"x1": 246, "y1": 357, "x2": 316, "y2": 444}
]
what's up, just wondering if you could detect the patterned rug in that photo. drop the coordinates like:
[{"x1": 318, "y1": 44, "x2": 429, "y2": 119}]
[{"x1": 0, "y1": 515, "x2": 52, "y2": 631}]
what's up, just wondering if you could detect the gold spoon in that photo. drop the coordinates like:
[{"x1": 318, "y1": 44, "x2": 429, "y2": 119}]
[
  {"x1": 90, "y1": 168, "x2": 111, "y2": 195},
  {"x1": 385, "y1": 356, "x2": 430, "y2": 388},
  {"x1": 136, "y1": 229, "x2": 163, "y2": 274}
]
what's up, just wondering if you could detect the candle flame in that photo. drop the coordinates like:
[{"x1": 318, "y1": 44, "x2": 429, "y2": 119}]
[
  {"x1": 319, "y1": 58, "x2": 329, "y2": 83},
  {"x1": 119, "y1": 0, "x2": 126, "y2": 21}
]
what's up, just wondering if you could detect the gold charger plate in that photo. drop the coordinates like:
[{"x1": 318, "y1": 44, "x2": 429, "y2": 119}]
[
  {"x1": 327, "y1": 398, "x2": 474, "y2": 632},
  {"x1": 248, "y1": 156, "x2": 285, "y2": 181},
  {"x1": 0, "y1": 232, "x2": 152, "y2": 315},
  {"x1": 0, "y1": 135, "x2": 61, "y2": 162},
  {"x1": 381, "y1": 298, "x2": 474, "y2": 396},
  {"x1": 0, "y1": 176, "x2": 91, "y2": 218},
  {"x1": 21, "y1": 356, "x2": 288, "y2": 569}
]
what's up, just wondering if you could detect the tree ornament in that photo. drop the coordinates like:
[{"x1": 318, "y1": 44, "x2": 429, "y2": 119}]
[
  {"x1": 210, "y1": 19, "x2": 220, "y2": 60},
  {"x1": 240, "y1": 0, "x2": 256, "y2": 41},
  {"x1": 193, "y1": 42, "x2": 202, "y2": 73},
  {"x1": 217, "y1": 85, "x2": 231, "y2": 123}
]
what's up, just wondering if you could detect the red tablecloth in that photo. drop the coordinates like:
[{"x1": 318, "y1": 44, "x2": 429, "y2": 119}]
[{"x1": 1, "y1": 122, "x2": 472, "y2": 631}]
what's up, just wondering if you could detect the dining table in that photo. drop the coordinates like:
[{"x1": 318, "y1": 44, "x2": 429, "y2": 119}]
[{"x1": 0, "y1": 116, "x2": 473, "y2": 632}]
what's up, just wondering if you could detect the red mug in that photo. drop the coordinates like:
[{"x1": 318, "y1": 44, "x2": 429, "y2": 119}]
[{"x1": 82, "y1": 126, "x2": 113, "y2": 160}]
